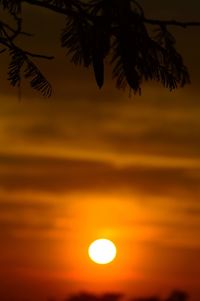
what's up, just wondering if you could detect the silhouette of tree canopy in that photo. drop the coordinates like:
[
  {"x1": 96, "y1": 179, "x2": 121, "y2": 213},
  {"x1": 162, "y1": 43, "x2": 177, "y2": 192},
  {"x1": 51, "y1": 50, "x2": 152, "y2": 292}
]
[
  {"x1": 133, "y1": 297, "x2": 160, "y2": 301},
  {"x1": 165, "y1": 290, "x2": 188, "y2": 301},
  {"x1": 65, "y1": 291, "x2": 189, "y2": 301},
  {"x1": 1, "y1": 0, "x2": 200, "y2": 96},
  {"x1": 66, "y1": 292, "x2": 123, "y2": 301},
  {"x1": 133, "y1": 290, "x2": 188, "y2": 301}
]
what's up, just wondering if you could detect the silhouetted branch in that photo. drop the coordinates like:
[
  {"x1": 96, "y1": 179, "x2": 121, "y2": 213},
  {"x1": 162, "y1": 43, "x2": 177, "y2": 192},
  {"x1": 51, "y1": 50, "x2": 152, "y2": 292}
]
[
  {"x1": 23, "y1": 0, "x2": 76, "y2": 16},
  {"x1": 144, "y1": 18, "x2": 200, "y2": 28},
  {"x1": 0, "y1": 18, "x2": 52, "y2": 96},
  {"x1": 23, "y1": 0, "x2": 95, "y2": 21},
  {"x1": 0, "y1": 20, "x2": 53, "y2": 60},
  {"x1": 23, "y1": 0, "x2": 200, "y2": 29},
  {"x1": 0, "y1": 0, "x2": 200, "y2": 96},
  {"x1": 0, "y1": 20, "x2": 30, "y2": 37},
  {"x1": 22, "y1": 51, "x2": 54, "y2": 59}
]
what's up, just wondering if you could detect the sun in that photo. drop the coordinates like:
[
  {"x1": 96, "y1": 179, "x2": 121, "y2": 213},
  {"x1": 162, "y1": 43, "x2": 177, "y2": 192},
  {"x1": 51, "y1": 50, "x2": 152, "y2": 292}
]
[{"x1": 88, "y1": 239, "x2": 117, "y2": 264}]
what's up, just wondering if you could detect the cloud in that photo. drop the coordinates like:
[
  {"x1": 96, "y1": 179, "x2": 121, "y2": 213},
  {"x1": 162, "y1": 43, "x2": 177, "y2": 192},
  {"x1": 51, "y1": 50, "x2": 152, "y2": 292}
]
[
  {"x1": 0, "y1": 199, "x2": 70, "y2": 243},
  {"x1": 1, "y1": 153, "x2": 200, "y2": 247},
  {"x1": 19, "y1": 122, "x2": 68, "y2": 141},
  {"x1": 0, "y1": 154, "x2": 200, "y2": 201},
  {"x1": 0, "y1": 198, "x2": 53, "y2": 212},
  {"x1": 182, "y1": 207, "x2": 200, "y2": 217},
  {"x1": 2, "y1": 86, "x2": 200, "y2": 165}
]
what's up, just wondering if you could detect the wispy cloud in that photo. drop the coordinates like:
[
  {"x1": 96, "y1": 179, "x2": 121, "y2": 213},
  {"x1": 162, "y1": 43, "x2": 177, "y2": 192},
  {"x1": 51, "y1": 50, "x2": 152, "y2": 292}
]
[{"x1": 0, "y1": 154, "x2": 200, "y2": 201}]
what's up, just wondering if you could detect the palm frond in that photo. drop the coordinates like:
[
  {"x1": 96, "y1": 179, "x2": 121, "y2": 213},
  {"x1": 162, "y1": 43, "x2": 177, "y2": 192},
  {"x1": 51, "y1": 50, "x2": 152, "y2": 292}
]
[
  {"x1": 92, "y1": 37, "x2": 104, "y2": 88},
  {"x1": 61, "y1": 16, "x2": 93, "y2": 67},
  {"x1": 8, "y1": 48, "x2": 52, "y2": 97},
  {"x1": 91, "y1": 17, "x2": 111, "y2": 88},
  {"x1": 153, "y1": 26, "x2": 190, "y2": 87},
  {"x1": 110, "y1": 4, "x2": 190, "y2": 93},
  {"x1": 43, "y1": 0, "x2": 77, "y2": 9},
  {"x1": 89, "y1": 1, "x2": 112, "y2": 88},
  {"x1": 61, "y1": 1, "x2": 111, "y2": 88},
  {"x1": 0, "y1": 0, "x2": 21, "y2": 14},
  {"x1": 8, "y1": 48, "x2": 24, "y2": 86},
  {"x1": 111, "y1": 40, "x2": 142, "y2": 93},
  {"x1": 24, "y1": 59, "x2": 52, "y2": 97}
]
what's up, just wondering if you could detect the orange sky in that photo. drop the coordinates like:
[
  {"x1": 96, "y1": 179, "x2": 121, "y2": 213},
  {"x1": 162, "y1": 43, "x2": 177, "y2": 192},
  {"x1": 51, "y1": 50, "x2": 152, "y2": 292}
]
[{"x1": 0, "y1": 2, "x2": 200, "y2": 301}]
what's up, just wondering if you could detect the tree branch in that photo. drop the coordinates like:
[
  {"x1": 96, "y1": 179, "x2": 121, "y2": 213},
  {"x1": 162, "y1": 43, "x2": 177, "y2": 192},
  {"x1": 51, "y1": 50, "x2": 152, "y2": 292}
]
[
  {"x1": 0, "y1": 0, "x2": 200, "y2": 96},
  {"x1": 0, "y1": 23, "x2": 54, "y2": 60},
  {"x1": 23, "y1": 0, "x2": 88, "y2": 19},
  {"x1": 22, "y1": 0, "x2": 97, "y2": 22},
  {"x1": 22, "y1": 0, "x2": 200, "y2": 29},
  {"x1": 144, "y1": 18, "x2": 200, "y2": 28},
  {"x1": 23, "y1": 51, "x2": 54, "y2": 59},
  {"x1": 23, "y1": 0, "x2": 73, "y2": 16},
  {"x1": 0, "y1": 20, "x2": 32, "y2": 39}
]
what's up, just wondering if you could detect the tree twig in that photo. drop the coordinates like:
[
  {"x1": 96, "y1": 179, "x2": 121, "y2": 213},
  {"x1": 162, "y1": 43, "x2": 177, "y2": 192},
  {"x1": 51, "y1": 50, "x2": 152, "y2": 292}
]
[
  {"x1": 144, "y1": 18, "x2": 200, "y2": 28},
  {"x1": 23, "y1": 51, "x2": 54, "y2": 59},
  {"x1": 23, "y1": 0, "x2": 85, "y2": 18},
  {"x1": 0, "y1": 24, "x2": 54, "y2": 60},
  {"x1": 0, "y1": 21, "x2": 32, "y2": 37}
]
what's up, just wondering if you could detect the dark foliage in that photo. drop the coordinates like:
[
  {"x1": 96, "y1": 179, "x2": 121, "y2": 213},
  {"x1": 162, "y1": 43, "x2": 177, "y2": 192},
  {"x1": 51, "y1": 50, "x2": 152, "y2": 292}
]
[
  {"x1": 165, "y1": 290, "x2": 188, "y2": 301},
  {"x1": 66, "y1": 293, "x2": 123, "y2": 301},
  {"x1": 8, "y1": 48, "x2": 52, "y2": 97},
  {"x1": 0, "y1": 0, "x2": 21, "y2": 14},
  {"x1": 0, "y1": 0, "x2": 199, "y2": 96},
  {"x1": 66, "y1": 291, "x2": 189, "y2": 301}
]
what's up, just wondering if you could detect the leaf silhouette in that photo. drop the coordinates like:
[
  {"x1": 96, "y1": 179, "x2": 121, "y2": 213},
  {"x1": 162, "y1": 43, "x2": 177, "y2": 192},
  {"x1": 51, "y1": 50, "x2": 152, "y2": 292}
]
[
  {"x1": 0, "y1": 0, "x2": 21, "y2": 14},
  {"x1": 1, "y1": 0, "x2": 195, "y2": 95},
  {"x1": 8, "y1": 48, "x2": 25, "y2": 86},
  {"x1": 61, "y1": 15, "x2": 93, "y2": 67},
  {"x1": 8, "y1": 48, "x2": 52, "y2": 97},
  {"x1": 91, "y1": 18, "x2": 110, "y2": 88},
  {"x1": 24, "y1": 59, "x2": 52, "y2": 97}
]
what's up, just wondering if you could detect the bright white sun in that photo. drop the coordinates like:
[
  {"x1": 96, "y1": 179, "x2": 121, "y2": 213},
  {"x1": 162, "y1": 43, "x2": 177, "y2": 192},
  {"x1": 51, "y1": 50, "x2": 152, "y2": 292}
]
[{"x1": 88, "y1": 239, "x2": 117, "y2": 264}]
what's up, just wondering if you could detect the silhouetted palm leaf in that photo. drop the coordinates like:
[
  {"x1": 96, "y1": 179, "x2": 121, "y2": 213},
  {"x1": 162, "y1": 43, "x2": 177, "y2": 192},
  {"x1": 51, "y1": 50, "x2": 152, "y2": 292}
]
[
  {"x1": 61, "y1": 16, "x2": 93, "y2": 66},
  {"x1": 61, "y1": 0, "x2": 111, "y2": 88},
  {"x1": 89, "y1": 1, "x2": 112, "y2": 87},
  {"x1": 111, "y1": 2, "x2": 146, "y2": 93},
  {"x1": 109, "y1": 0, "x2": 190, "y2": 94},
  {"x1": 92, "y1": 24, "x2": 105, "y2": 88},
  {"x1": 24, "y1": 59, "x2": 52, "y2": 97},
  {"x1": 91, "y1": 19, "x2": 110, "y2": 87},
  {"x1": 44, "y1": 0, "x2": 80, "y2": 10},
  {"x1": 154, "y1": 26, "x2": 190, "y2": 87},
  {"x1": 8, "y1": 48, "x2": 24, "y2": 86},
  {"x1": 8, "y1": 48, "x2": 52, "y2": 97},
  {"x1": 1, "y1": 0, "x2": 193, "y2": 95},
  {"x1": 0, "y1": 0, "x2": 21, "y2": 14}
]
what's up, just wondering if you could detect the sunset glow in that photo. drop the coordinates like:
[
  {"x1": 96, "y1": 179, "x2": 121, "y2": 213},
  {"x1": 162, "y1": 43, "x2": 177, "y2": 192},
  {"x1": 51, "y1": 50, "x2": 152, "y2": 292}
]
[{"x1": 0, "y1": 1, "x2": 200, "y2": 301}]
